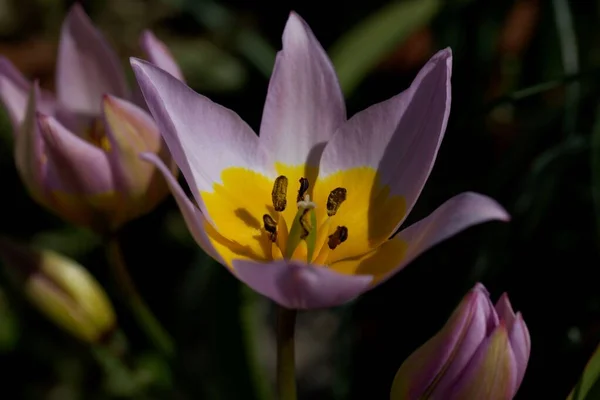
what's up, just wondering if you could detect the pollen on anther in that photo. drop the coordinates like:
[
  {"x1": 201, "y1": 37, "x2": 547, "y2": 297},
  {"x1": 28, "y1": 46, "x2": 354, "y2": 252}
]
[
  {"x1": 328, "y1": 226, "x2": 348, "y2": 249},
  {"x1": 327, "y1": 188, "x2": 347, "y2": 217},
  {"x1": 271, "y1": 176, "x2": 288, "y2": 212},
  {"x1": 263, "y1": 214, "x2": 278, "y2": 242},
  {"x1": 297, "y1": 177, "x2": 309, "y2": 203}
]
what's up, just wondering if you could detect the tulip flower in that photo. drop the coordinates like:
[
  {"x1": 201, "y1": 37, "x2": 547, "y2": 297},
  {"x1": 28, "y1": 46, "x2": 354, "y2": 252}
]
[
  {"x1": 131, "y1": 12, "x2": 510, "y2": 309},
  {"x1": 0, "y1": 4, "x2": 182, "y2": 233},
  {"x1": 391, "y1": 283, "x2": 531, "y2": 400},
  {"x1": 0, "y1": 238, "x2": 116, "y2": 344}
]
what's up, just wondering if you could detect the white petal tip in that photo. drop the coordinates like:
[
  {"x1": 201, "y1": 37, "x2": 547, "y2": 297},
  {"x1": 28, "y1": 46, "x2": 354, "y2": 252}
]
[
  {"x1": 472, "y1": 282, "x2": 490, "y2": 295},
  {"x1": 463, "y1": 191, "x2": 511, "y2": 222},
  {"x1": 139, "y1": 30, "x2": 158, "y2": 52},
  {"x1": 129, "y1": 57, "x2": 145, "y2": 69},
  {"x1": 139, "y1": 152, "x2": 155, "y2": 162},
  {"x1": 283, "y1": 11, "x2": 311, "y2": 45},
  {"x1": 140, "y1": 30, "x2": 154, "y2": 42},
  {"x1": 67, "y1": 2, "x2": 86, "y2": 18}
]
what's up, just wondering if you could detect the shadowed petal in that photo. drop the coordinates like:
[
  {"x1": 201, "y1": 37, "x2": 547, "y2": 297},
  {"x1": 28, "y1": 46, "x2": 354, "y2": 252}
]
[
  {"x1": 330, "y1": 192, "x2": 509, "y2": 284},
  {"x1": 0, "y1": 57, "x2": 55, "y2": 131},
  {"x1": 391, "y1": 286, "x2": 494, "y2": 399},
  {"x1": 259, "y1": 12, "x2": 345, "y2": 166},
  {"x1": 140, "y1": 153, "x2": 222, "y2": 262},
  {"x1": 56, "y1": 3, "x2": 128, "y2": 116},
  {"x1": 140, "y1": 31, "x2": 184, "y2": 81},
  {"x1": 232, "y1": 259, "x2": 372, "y2": 309},
  {"x1": 507, "y1": 312, "x2": 530, "y2": 392},
  {"x1": 15, "y1": 82, "x2": 47, "y2": 197},
  {"x1": 495, "y1": 293, "x2": 516, "y2": 328},
  {"x1": 447, "y1": 325, "x2": 518, "y2": 400},
  {"x1": 37, "y1": 114, "x2": 114, "y2": 194},
  {"x1": 102, "y1": 95, "x2": 162, "y2": 196},
  {"x1": 131, "y1": 58, "x2": 269, "y2": 224},
  {"x1": 319, "y1": 49, "x2": 451, "y2": 234}
]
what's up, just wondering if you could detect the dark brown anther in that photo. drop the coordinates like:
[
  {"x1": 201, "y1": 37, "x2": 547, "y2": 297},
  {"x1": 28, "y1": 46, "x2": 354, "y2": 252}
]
[
  {"x1": 271, "y1": 175, "x2": 288, "y2": 212},
  {"x1": 326, "y1": 188, "x2": 347, "y2": 217},
  {"x1": 297, "y1": 177, "x2": 310, "y2": 203},
  {"x1": 299, "y1": 209, "x2": 312, "y2": 239},
  {"x1": 263, "y1": 214, "x2": 278, "y2": 242},
  {"x1": 328, "y1": 226, "x2": 348, "y2": 250}
]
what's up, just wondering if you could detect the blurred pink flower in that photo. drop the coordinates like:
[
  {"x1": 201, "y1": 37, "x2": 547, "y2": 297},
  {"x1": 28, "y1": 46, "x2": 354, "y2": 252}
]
[
  {"x1": 391, "y1": 283, "x2": 531, "y2": 400},
  {"x1": 0, "y1": 4, "x2": 183, "y2": 233}
]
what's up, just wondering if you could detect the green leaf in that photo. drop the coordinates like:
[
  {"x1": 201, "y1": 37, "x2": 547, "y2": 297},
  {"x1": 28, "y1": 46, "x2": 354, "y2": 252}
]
[
  {"x1": 592, "y1": 103, "x2": 600, "y2": 242},
  {"x1": 329, "y1": 0, "x2": 441, "y2": 96},
  {"x1": 169, "y1": 38, "x2": 248, "y2": 93},
  {"x1": 0, "y1": 288, "x2": 18, "y2": 352},
  {"x1": 568, "y1": 341, "x2": 600, "y2": 400},
  {"x1": 31, "y1": 226, "x2": 100, "y2": 259}
]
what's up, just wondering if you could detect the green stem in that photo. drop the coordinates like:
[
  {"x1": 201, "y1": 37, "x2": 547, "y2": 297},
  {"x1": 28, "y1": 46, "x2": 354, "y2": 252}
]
[
  {"x1": 106, "y1": 236, "x2": 174, "y2": 358},
  {"x1": 276, "y1": 306, "x2": 297, "y2": 400},
  {"x1": 483, "y1": 66, "x2": 600, "y2": 113},
  {"x1": 240, "y1": 286, "x2": 272, "y2": 400}
]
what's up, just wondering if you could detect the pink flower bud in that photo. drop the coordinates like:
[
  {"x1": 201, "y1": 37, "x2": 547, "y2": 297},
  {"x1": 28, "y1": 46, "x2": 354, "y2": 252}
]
[{"x1": 391, "y1": 283, "x2": 531, "y2": 400}]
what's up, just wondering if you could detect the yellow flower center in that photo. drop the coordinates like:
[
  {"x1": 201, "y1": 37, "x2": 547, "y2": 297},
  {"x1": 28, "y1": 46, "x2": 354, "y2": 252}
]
[{"x1": 202, "y1": 163, "x2": 407, "y2": 273}]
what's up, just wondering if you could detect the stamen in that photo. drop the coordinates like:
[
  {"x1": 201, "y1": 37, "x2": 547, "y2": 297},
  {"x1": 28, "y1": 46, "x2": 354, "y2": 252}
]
[
  {"x1": 263, "y1": 214, "x2": 278, "y2": 242},
  {"x1": 327, "y1": 188, "x2": 347, "y2": 216},
  {"x1": 297, "y1": 194, "x2": 316, "y2": 210},
  {"x1": 297, "y1": 177, "x2": 309, "y2": 203},
  {"x1": 86, "y1": 118, "x2": 111, "y2": 152},
  {"x1": 299, "y1": 209, "x2": 312, "y2": 239},
  {"x1": 328, "y1": 226, "x2": 348, "y2": 250},
  {"x1": 271, "y1": 175, "x2": 288, "y2": 212}
]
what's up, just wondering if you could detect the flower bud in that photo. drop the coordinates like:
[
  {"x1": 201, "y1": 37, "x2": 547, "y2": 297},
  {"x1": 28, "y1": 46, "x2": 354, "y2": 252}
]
[
  {"x1": 0, "y1": 4, "x2": 182, "y2": 234},
  {"x1": 391, "y1": 283, "x2": 531, "y2": 400},
  {"x1": 0, "y1": 238, "x2": 116, "y2": 343}
]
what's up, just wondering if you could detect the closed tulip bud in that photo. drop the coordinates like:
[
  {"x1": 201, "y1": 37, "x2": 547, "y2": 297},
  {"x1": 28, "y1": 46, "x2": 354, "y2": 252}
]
[
  {"x1": 391, "y1": 283, "x2": 531, "y2": 400},
  {"x1": 0, "y1": 4, "x2": 182, "y2": 233},
  {"x1": 0, "y1": 238, "x2": 116, "y2": 344}
]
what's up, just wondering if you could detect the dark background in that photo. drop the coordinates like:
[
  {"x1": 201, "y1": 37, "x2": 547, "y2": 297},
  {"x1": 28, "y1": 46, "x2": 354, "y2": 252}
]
[{"x1": 0, "y1": 0, "x2": 597, "y2": 398}]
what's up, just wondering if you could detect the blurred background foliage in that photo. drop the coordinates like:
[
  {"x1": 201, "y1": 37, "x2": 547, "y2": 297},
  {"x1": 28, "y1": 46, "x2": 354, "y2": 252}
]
[{"x1": 0, "y1": 0, "x2": 598, "y2": 398}]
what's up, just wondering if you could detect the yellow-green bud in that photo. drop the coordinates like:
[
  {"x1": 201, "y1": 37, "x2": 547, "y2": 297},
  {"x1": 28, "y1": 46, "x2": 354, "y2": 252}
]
[{"x1": 0, "y1": 238, "x2": 116, "y2": 343}]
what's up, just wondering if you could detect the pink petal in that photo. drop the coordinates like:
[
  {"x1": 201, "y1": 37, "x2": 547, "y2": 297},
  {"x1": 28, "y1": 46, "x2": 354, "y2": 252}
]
[
  {"x1": 446, "y1": 325, "x2": 518, "y2": 400},
  {"x1": 232, "y1": 259, "x2": 372, "y2": 309},
  {"x1": 375, "y1": 192, "x2": 510, "y2": 287},
  {"x1": 0, "y1": 57, "x2": 55, "y2": 131},
  {"x1": 423, "y1": 289, "x2": 496, "y2": 394},
  {"x1": 56, "y1": 3, "x2": 128, "y2": 116},
  {"x1": 37, "y1": 113, "x2": 114, "y2": 194},
  {"x1": 259, "y1": 12, "x2": 345, "y2": 166},
  {"x1": 508, "y1": 312, "x2": 531, "y2": 393},
  {"x1": 318, "y1": 49, "x2": 451, "y2": 235},
  {"x1": 495, "y1": 293, "x2": 516, "y2": 329},
  {"x1": 130, "y1": 58, "x2": 269, "y2": 225},
  {"x1": 140, "y1": 152, "x2": 222, "y2": 263},
  {"x1": 139, "y1": 30, "x2": 184, "y2": 81}
]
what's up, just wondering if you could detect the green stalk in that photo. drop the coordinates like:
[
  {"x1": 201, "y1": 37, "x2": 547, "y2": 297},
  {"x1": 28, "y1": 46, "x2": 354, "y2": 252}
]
[
  {"x1": 105, "y1": 236, "x2": 174, "y2": 357},
  {"x1": 276, "y1": 306, "x2": 297, "y2": 400}
]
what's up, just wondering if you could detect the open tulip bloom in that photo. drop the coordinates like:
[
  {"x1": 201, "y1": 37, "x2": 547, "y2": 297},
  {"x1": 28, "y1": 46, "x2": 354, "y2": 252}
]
[
  {"x1": 0, "y1": 4, "x2": 183, "y2": 232},
  {"x1": 391, "y1": 283, "x2": 531, "y2": 400},
  {"x1": 132, "y1": 12, "x2": 510, "y2": 309}
]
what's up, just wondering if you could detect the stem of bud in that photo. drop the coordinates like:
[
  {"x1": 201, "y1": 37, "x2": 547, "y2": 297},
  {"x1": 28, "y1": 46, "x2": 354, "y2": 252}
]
[{"x1": 105, "y1": 235, "x2": 174, "y2": 358}]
